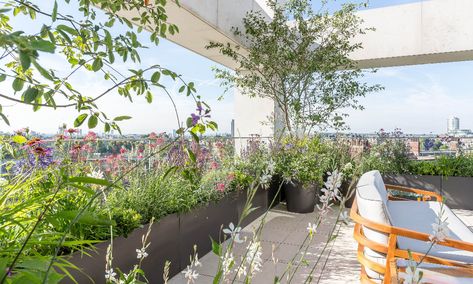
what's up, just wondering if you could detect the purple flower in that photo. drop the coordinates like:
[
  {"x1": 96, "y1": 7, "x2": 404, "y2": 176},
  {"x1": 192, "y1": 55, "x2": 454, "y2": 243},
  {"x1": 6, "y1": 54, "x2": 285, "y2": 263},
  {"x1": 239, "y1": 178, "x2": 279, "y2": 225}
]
[
  {"x1": 191, "y1": 113, "x2": 200, "y2": 126},
  {"x1": 196, "y1": 104, "x2": 203, "y2": 115}
]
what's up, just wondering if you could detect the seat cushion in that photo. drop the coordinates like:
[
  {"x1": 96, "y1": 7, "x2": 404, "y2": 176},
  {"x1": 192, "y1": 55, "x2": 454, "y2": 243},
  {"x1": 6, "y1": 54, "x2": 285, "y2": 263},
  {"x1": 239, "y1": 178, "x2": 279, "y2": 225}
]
[
  {"x1": 356, "y1": 170, "x2": 391, "y2": 279},
  {"x1": 388, "y1": 201, "x2": 473, "y2": 263}
]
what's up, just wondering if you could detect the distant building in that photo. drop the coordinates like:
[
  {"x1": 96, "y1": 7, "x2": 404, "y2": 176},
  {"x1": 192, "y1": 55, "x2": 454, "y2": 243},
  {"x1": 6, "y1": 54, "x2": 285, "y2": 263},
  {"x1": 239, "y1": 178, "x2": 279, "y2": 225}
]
[
  {"x1": 447, "y1": 116, "x2": 460, "y2": 133},
  {"x1": 447, "y1": 116, "x2": 473, "y2": 137}
]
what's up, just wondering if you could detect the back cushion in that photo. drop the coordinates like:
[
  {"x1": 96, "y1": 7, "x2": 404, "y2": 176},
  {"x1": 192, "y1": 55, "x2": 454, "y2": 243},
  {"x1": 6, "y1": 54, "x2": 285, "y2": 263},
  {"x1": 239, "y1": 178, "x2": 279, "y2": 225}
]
[{"x1": 356, "y1": 170, "x2": 391, "y2": 279}]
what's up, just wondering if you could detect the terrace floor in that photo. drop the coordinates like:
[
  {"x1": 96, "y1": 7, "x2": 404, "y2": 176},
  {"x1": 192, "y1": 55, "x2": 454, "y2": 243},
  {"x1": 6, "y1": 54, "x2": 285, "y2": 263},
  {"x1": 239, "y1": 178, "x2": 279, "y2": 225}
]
[{"x1": 169, "y1": 204, "x2": 473, "y2": 283}]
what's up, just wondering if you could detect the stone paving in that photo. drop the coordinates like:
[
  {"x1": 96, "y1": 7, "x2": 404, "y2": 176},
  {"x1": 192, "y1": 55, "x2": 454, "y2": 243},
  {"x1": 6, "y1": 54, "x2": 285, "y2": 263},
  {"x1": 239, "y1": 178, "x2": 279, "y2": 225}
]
[{"x1": 169, "y1": 204, "x2": 473, "y2": 284}]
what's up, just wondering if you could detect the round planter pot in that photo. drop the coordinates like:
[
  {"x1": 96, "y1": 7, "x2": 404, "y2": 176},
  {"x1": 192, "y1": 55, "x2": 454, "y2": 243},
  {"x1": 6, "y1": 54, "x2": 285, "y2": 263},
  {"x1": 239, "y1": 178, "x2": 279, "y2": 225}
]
[{"x1": 284, "y1": 181, "x2": 317, "y2": 213}]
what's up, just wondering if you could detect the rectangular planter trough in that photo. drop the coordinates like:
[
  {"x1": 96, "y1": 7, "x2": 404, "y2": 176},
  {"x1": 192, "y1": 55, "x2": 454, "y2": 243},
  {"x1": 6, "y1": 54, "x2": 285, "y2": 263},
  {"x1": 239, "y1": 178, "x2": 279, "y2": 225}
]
[{"x1": 65, "y1": 188, "x2": 273, "y2": 283}]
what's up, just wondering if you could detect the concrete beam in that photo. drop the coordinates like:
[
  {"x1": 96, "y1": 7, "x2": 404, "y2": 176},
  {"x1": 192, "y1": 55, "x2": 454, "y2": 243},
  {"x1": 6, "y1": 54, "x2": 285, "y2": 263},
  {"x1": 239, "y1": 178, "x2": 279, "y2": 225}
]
[
  {"x1": 118, "y1": 0, "x2": 271, "y2": 69},
  {"x1": 351, "y1": 0, "x2": 473, "y2": 68}
]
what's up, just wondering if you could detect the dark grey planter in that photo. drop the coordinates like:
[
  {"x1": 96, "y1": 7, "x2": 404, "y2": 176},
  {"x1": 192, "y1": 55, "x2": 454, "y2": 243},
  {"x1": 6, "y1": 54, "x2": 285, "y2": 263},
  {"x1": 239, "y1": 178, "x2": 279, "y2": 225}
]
[
  {"x1": 284, "y1": 181, "x2": 317, "y2": 213},
  {"x1": 178, "y1": 193, "x2": 239, "y2": 269},
  {"x1": 267, "y1": 176, "x2": 283, "y2": 208},
  {"x1": 236, "y1": 187, "x2": 268, "y2": 228},
  {"x1": 441, "y1": 176, "x2": 473, "y2": 210},
  {"x1": 64, "y1": 213, "x2": 180, "y2": 284},
  {"x1": 382, "y1": 174, "x2": 442, "y2": 194},
  {"x1": 382, "y1": 174, "x2": 473, "y2": 210},
  {"x1": 339, "y1": 179, "x2": 356, "y2": 208}
]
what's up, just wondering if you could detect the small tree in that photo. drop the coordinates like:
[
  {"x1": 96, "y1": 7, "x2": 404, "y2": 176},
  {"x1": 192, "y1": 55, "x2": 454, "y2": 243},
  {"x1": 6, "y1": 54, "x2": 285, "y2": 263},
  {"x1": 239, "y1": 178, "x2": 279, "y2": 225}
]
[{"x1": 208, "y1": 0, "x2": 382, "y2": 137}]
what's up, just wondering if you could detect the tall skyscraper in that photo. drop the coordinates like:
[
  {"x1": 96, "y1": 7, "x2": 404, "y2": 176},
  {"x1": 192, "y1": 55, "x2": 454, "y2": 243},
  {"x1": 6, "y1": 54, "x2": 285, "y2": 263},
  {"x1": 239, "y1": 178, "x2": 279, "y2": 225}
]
[{"x1": 448, "y1": 116, "x2": 460, "y2": 133}]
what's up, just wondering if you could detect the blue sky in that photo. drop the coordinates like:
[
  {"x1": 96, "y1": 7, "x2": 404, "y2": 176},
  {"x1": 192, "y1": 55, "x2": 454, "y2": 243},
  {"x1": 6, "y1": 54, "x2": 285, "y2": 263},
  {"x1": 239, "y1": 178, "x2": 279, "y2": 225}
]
[{"x1": 2, "y1": 0, "x2": 472, "y2": 135}]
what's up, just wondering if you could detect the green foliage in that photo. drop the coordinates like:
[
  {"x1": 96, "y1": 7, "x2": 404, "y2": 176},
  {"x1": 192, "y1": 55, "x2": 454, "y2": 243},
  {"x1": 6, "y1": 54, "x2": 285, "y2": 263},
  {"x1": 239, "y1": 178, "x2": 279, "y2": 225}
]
[
  {"x1": 208, "y1": 0, "x2": 382, "y2": 135},
  {"x1": 409, "y1": 155, "x2": 473, "y2": 177},
  {"x1": 107, "y1": 168, "x2": 199, "y2": 225},
  {"x1": 0, "y1": 0, "x2": 196, "y2": 134},
  {"x1": 274, "y1": 137, "x2": 326, "y2": 187},
  {"x1": 359, "y1": 139, "x2": 411, "y2": 174}
]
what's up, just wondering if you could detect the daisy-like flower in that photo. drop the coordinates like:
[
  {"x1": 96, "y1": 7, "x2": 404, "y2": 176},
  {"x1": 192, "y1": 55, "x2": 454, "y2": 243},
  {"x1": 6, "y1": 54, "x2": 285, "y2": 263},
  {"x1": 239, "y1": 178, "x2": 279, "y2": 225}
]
[
  {"x1": 136, "y1": 248, "x2": 148, "y2": 259},
  {"x1": 429, "y1": 217, "x2": 450, "y2": 243},
  {"x1": 182, "y1": 266, "x2": 199, "y2": 283},
  {"x1": 223, "y1": 222, "x2": 243, "y2": 243},
  {"x1": 307, "y1": 222, "x2": 317, "y2": 237}
]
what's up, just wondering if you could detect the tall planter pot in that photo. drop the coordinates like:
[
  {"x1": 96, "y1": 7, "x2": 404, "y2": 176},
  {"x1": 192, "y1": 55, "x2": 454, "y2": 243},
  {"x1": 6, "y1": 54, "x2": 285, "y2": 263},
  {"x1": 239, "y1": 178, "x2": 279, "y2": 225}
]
[
  {"x1": 179, "y1": 193, "x2": 239, "y2": 269},
  {"x1": 267, "y1": 175, "x2": 283, "y2": 209},
  {"x1": 64, "y1": 214, "x2": 180, "y2": 284},
  {"x1": 284, "y1": 181, "x2": 317, "y2": 213}
]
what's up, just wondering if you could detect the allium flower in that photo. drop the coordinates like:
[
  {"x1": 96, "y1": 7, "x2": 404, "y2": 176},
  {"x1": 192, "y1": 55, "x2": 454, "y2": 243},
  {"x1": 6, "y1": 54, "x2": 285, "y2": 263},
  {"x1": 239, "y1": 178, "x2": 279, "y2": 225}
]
[
  {"x1": 223, "y1": 222, "x2": 243, "y2": 243},
  {"x1": 136, "y1": 248, "x2": 148, "y2": 259}
]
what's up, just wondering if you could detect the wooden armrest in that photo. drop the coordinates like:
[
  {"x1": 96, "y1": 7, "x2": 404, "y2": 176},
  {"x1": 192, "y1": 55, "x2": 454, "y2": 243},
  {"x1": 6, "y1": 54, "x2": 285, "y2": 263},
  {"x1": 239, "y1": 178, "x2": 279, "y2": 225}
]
[
  {"x1": 385, "y1": 184, "x2": 443, "y2": 202},
  {"x1": 350, "y1": 199, "x2": 473, "y2": 253}
]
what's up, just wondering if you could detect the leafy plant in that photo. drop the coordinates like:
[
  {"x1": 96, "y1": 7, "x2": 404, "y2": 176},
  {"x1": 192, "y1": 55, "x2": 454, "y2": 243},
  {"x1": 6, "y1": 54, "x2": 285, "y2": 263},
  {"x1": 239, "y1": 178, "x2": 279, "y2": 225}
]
[
  {"x1": 274, "y1": 137, "x2": 325, "y2": 187},
  {"x1": 208, "y1": 0, "x2": 382, "y2": 136}
]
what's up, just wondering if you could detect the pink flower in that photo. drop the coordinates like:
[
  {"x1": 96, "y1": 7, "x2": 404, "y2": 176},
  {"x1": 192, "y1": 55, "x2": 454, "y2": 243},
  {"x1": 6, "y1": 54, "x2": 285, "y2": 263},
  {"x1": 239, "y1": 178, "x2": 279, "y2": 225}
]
[
  {"x1": 156, "y1": 137, "x2": 165, "y2": 146},
  {"x1": 84, "y1": 131, "x2": 97, "y2": 142},
  {"x1": 120, "y1": 148, "x2": 127, "y2": 154},
  {"x1": 210, "y1": 161, "x2": 219, "y2": 170},
  {"x1": 148, "y1": 132, "x2": 157, "y2": 139},
  {"x1": 216, "y1": 183, "x2": 225, "y2": 192},
  {"x1": 66, "y1": 128, "x2": 78, "y2": 134}
]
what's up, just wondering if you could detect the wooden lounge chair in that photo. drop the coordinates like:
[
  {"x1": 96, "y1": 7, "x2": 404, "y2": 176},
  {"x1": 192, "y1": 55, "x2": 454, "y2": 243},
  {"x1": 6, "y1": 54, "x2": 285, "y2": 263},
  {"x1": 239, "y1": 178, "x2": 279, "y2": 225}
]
[{"x1": 350, "y1": 170, "x2": 473, "y2": 283}]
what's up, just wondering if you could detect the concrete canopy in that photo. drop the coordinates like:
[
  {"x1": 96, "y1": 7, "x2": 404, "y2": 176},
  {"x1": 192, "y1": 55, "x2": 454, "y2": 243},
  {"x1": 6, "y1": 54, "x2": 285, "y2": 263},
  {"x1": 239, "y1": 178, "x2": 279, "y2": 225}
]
[{"x1": 120, "y1": 0, "x2": 473, "y2": 142}]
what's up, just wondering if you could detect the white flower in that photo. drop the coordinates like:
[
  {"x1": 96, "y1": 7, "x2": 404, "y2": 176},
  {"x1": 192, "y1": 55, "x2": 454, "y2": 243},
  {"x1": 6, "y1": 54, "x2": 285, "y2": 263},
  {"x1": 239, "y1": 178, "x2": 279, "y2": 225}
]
[
  {"x1": 266, "y1": 159, "x2": 275, "y2": 174},
  {"x1": 221, "y1": 251, "x2": 234, "y2": 279},
  {"x1": 260, "y1": 173, "x2": 272, "y2": 186},
  {"x1": 182, "y1": 266, "x2": 199, "y2": 283},
  {"x1": 193, "y1": 253, "x2": 202, "y2": 267},
  {"x1": 307, "y1": 222, "x2": 317, "y2": 237},
  {"x1": 223, "y1": 222, "x2": 243, "y2": 243},
  {"x1": 136, "y1": 248, "x2": 148, "y2": 259},
  {"x1": 401, "y1": 260, "x2": 424, "y2": 284},
  {"x1": 235, "y1": 262, "x2": 247, "y2": 279},
  {"x1": 245, "y1": 241, "x2": 263, "y2": 277},
  {"x1": 91, "y1": 169, "x2": 104, "y2": 179},
  {"x1": 105, "y1": 268, "x2": 117, "y2": 281},
  {"x1": 429, "y1": 217, "x2": 450, "y2": 243}
]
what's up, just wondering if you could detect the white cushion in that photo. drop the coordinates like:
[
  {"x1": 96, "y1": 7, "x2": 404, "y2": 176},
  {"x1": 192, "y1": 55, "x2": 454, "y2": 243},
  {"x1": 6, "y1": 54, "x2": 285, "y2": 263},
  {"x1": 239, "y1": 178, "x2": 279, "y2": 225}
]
[
  {"x1": 388, "y1": 201, "x2": 473, "y2": 263},
  {"x1": 356, "y1": 170, "x2": 391, "y2": 279}
]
